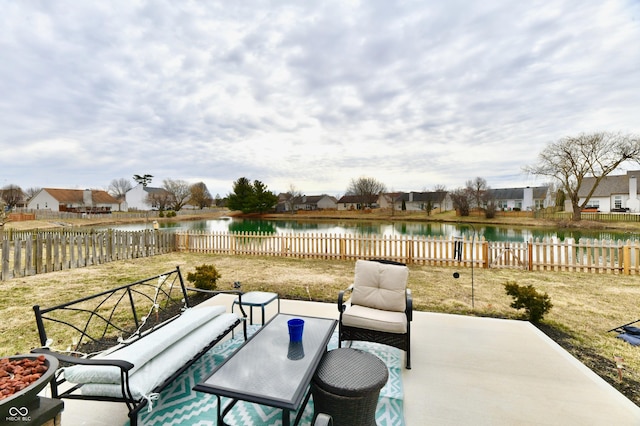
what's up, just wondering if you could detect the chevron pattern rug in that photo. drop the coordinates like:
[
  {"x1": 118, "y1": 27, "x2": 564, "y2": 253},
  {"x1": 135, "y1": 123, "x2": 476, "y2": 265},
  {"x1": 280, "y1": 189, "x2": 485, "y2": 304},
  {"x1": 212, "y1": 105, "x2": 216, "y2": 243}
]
[{"x1": 129, "y1": 326, "x2": 405, "y2": 426}]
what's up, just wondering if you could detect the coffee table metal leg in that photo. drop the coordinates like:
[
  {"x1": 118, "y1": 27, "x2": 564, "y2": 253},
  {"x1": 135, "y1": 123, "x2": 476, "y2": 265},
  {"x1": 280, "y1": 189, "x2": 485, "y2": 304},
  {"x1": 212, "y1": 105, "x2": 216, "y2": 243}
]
[
  {"x1": 218, "y1": 395, "x2": 239, "y2": 426},
  {"x1": 291, "y1": 388, "x2": 313, "y2": 426}
]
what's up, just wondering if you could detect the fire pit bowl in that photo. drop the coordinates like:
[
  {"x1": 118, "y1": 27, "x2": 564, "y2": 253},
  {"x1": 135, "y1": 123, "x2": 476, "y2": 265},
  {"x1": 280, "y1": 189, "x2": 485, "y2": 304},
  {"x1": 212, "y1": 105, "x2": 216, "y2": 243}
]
[{"x1": 0, "y1": 353, "x2": 58, "y2": 411}]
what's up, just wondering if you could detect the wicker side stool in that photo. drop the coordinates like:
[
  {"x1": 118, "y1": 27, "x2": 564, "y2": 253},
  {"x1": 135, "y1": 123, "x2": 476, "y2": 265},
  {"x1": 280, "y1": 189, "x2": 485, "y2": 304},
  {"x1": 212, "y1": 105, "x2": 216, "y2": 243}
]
[{"x1": 311, "y1": 348, "x2": 389, "y2": 426}]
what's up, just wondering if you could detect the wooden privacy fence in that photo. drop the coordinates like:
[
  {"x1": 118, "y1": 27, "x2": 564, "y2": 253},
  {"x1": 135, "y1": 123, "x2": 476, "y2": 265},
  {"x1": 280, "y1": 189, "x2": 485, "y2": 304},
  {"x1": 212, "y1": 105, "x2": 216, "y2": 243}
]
[
  {"x1": 1, "y1": 230, "x2": 175, "y2": 280},
  {"x1": 175, "y1": 231, "x2": 640, "y2": 275}
]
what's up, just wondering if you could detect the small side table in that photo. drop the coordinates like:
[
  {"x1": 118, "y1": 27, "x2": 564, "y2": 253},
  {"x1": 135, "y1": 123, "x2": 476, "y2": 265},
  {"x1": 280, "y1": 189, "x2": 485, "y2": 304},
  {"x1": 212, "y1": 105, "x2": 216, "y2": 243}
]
[
  {"x1": 232, "y1": 291, "x2": 280, "y2": 325},
  {"x1": 311, "y1": 348, "x2": 388, "y2": 426}
]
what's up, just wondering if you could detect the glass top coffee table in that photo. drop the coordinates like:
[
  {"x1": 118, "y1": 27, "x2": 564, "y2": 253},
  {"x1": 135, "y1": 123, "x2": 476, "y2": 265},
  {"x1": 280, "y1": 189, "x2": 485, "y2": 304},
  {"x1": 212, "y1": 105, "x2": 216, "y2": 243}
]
[{"x1": 194, "y1": 313, "x2": 337, "y2": 426}]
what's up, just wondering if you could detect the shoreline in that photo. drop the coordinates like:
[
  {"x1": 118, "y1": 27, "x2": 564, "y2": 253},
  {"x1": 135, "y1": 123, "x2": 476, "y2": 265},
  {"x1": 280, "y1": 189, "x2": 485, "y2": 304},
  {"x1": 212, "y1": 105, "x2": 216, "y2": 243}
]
[{"x1": 3, "y1": 209, "x2": 640, "y2": 233}]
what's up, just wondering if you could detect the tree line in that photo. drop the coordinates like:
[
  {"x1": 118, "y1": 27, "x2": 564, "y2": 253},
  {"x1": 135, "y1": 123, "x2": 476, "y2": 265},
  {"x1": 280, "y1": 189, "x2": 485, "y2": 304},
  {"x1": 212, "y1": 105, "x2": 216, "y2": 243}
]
[
  {"x1": 0, "y1": 174, "x2": 223, "y2": 215},
  {"x1": 2, "y1": 131, "x2": 639, "y2": 221}
]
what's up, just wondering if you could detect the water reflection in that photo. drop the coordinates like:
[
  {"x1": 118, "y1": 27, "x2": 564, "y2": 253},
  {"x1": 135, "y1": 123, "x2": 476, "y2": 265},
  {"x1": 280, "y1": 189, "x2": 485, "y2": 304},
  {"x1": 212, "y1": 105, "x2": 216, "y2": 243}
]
[
  {"x1": 228, "y1": 219, "x2": 277, "y2": 234},
  {"x1": 100, "y1": 218, "x2": 640, "y2": 243},
  {"x1": 287, "y1": 341, "x2": 305, "y2": 361}
]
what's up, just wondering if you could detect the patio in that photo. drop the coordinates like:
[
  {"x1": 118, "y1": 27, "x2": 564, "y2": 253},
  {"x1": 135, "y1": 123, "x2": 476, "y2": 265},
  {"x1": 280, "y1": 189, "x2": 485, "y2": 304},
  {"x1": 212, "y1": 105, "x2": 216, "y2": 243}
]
[{"x1": 56, "y1": 296, "x2": 640, "y2": 425}]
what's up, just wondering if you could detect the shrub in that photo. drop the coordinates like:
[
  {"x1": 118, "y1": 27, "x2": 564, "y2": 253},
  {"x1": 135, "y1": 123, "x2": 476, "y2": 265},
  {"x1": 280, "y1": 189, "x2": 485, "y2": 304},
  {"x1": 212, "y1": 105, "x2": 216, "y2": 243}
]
[
  {"x1": 485, "y1": 202, "x2": 497, "y2": 219},
  {"x1": 166, "y1": 210, "x2": 177, "y2": 217},
  {"x1": 504, "y1": 281, "x2": 552, "y2": 323},
  {"x1": 186, "y1": 264, "x2": 221, "y2": 291}
]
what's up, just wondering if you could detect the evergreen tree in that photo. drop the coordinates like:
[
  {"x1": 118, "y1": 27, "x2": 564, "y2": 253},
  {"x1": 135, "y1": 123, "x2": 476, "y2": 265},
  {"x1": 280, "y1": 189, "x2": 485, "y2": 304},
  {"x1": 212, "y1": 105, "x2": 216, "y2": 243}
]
[{"x1": 227, "y1": 178, "x2": 278, "y2": 214}]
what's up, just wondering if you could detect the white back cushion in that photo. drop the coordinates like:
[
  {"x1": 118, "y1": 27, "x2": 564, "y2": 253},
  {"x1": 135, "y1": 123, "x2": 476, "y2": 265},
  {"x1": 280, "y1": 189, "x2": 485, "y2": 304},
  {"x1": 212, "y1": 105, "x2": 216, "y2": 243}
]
[{"x1": 350, "y1": 260, "x2": 408, "y2": 312}]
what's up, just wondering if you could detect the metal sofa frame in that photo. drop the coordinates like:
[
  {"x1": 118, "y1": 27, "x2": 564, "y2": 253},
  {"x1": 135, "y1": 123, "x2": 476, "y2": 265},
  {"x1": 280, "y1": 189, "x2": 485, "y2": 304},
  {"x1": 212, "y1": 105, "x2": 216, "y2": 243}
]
[{"x1": 32, "y1": 266, "x2": 247, "y2": 425}]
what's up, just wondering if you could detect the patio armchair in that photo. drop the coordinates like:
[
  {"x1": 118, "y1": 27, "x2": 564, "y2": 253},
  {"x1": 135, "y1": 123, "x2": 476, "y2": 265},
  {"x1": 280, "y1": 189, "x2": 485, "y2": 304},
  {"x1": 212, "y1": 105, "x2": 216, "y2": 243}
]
[{"x1": 338, "y1": 259, "x2": 412, "y2": 369}]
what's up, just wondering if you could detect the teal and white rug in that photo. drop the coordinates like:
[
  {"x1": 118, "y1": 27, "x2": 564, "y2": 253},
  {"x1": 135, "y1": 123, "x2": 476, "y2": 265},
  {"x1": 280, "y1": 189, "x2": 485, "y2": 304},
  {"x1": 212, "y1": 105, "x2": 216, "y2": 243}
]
[{"x1": 129, "y1": 326, "x2": 405, "y2": 425}]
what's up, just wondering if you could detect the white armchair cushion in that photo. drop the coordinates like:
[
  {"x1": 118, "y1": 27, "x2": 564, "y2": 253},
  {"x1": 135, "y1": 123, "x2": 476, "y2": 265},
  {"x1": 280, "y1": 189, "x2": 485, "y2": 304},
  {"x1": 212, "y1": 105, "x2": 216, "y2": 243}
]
[
  {"x1": 351, "y1": 260, "x2": 408, "y2": 312},
  {"x1": 342, "y1": 305, "x2": 407, "y2": 334}
]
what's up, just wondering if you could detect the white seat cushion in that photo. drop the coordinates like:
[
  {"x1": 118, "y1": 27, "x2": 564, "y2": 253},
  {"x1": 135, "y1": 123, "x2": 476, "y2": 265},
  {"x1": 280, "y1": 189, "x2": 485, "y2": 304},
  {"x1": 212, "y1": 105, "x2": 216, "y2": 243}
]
[
  {"x1": 64, "y1": 305, "x2": 226, "y2": 385},
  {"x1": 342, "y1": 304, "x2": 407, "y2": 334},
  {"x1": 79, "y1": 312, "x2": 239, "y2": 400}
]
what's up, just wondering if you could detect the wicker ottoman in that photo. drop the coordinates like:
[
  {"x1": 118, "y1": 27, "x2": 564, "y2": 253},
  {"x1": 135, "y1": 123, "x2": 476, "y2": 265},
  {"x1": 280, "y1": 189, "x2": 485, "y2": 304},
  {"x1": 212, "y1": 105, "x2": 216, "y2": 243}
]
[{"x1": 311, "y1": 348, "x2": 389, "y2": 426}]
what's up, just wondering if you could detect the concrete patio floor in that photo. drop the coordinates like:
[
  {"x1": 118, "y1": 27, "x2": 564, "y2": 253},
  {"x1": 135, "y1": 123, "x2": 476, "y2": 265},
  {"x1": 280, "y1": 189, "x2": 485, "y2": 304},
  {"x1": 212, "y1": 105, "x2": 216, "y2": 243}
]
[{"x1": 55, "y1": 297, "x2": 640, "y2": 425}]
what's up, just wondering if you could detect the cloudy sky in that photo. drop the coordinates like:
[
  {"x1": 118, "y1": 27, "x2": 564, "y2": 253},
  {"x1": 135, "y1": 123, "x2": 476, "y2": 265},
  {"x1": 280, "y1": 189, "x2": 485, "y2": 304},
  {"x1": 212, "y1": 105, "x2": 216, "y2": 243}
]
[{"x1": 1, "y1": 1, "x2": 639, "y2": 198}]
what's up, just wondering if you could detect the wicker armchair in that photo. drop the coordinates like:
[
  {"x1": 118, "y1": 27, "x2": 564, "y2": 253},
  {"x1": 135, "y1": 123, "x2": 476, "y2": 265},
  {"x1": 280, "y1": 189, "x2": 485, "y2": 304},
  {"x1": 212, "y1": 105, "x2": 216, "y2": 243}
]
[{"x1": 338, "y1": 259, "x2": 412, "y2": 369}]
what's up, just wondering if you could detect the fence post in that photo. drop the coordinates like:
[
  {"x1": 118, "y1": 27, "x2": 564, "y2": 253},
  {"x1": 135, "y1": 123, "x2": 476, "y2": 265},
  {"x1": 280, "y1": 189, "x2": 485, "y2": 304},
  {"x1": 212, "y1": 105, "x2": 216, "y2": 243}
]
[
  {"x1": 14, "y1": 239, "x2": 22, "y2": 277},
  {"x1": 35, "y1": 234, "x2": 43, "y2": 274},
  {"x1": 1, "y1": 240, "x2": 9, "y2": 280},
  {"x1": 482, "y1": 241, "x2": 489, "y2": 268},
  {"x1": 25, "y1": 236, "x2": 33, "y2": 276},
  {"x1": 623, "y1": 243, "x2": 631, "y2": 275},
  {"x1": 528, "y1": 240, "x2": 533, "y2": 271},
  {"x1": 45, "y1": 234, "x2": 53, "y2": 273}
]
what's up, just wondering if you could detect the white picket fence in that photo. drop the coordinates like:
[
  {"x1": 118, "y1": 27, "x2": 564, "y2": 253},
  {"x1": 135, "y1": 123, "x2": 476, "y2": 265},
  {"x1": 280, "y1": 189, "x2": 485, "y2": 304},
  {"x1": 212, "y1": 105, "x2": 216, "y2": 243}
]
[
  {"x1": 3, "y1": 230, "x2": 639, "y2": 280},
  {"x1": 175, "y1": 231, "x2": 640, "y2": 275}
]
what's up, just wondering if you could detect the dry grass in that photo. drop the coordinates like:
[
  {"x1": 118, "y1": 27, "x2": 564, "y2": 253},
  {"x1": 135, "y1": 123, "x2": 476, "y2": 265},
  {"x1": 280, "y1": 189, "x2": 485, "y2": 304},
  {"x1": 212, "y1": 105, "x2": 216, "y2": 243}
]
[{"x1": 1, "y1": 252, "x2": 640, "y2": 405}]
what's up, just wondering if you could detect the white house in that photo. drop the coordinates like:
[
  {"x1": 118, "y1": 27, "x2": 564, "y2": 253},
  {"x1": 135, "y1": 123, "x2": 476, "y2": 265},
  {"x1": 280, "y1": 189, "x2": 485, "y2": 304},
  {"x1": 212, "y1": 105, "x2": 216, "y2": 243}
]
[
  {"x1": 397, "y1": 192, "x2": 453, "y2": 212},
  {"x1": 27, "y1": 188, "x2": 120, "y2": 213},
  {"x1": 292, "y1": 195, "x2": 338, "y2": 211},
  {"x1": 577, "y1": 170, "x2": 640, "y2": 212},
  {"x1": 125, "y1": 184, "x2": 172, "y2": 211},
  {"x1": 377, "y1": 193, "x2": 404, "y2": 209},
  {"x1": 488, "y1": 186, "x2": 552, "y2": 211}
]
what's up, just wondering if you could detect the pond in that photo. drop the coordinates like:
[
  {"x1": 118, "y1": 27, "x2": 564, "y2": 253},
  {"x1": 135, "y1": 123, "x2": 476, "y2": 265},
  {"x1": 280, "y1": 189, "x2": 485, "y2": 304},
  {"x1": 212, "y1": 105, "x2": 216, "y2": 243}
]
[{"x1": 98, "y1": 218, "x2": 640, "y2": 243}]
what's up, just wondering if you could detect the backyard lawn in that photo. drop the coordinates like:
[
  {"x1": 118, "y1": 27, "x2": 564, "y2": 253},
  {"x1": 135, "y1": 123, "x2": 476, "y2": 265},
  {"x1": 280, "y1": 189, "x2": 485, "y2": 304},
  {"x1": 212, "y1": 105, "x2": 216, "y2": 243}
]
[{"x1": 0, "y1": 251, "x2": 639, "y2": 406}]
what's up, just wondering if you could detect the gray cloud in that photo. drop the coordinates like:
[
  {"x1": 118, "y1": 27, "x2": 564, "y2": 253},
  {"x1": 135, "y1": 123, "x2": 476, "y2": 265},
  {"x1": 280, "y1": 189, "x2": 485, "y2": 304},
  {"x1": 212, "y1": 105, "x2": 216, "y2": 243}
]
[{"x1": 0, "y1": 0, "x2": 639, "y2": 197}]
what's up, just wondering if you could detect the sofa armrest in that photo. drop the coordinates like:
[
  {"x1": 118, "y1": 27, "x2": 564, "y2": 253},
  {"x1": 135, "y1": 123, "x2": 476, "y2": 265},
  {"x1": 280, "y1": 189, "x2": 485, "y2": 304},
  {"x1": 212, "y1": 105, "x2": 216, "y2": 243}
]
[
  {"x1": 406, "y1": 288, "x2": 413, "y2": 321},
  {"x1": 338, "y1": 284, "x2": 354, "y2": 313},
  {"x1": 31, "y1": 347, "x2": 135, "y2": 371}
]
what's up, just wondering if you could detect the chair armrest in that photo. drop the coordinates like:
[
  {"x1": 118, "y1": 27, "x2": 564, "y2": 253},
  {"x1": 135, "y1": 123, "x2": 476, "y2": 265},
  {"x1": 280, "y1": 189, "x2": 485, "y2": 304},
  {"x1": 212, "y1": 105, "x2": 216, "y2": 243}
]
[
  {"x1": 31, "y1": 347, "x2": 135, "y2": 371},
  {"x1": 406, "y1": 288, "x2": 413, "y2": 321},
  {"x1": 314, "y1": 413, "x2": 334, "y2": 426},
  {"x1": 337, "y1": 284, "x2": 354, "y2": 313}
]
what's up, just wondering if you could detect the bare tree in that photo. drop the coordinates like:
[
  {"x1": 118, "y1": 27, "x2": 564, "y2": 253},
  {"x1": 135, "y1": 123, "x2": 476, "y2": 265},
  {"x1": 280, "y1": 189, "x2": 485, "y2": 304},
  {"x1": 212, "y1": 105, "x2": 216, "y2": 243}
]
[
  {"x1": 346, "y1": 177, "x2": 387, "y2": 208},
  {"x1": 23, "y1": 187, "x2": 41, "y2": 201},
  {"x1": 108, "y1": 178, "x2": 133, "y2": 202},
  {"x1": 525, "y1": 132, "x2": 640, "y2": 220},
  {"x1": 163, "y1": 179, "x2": 191, "y2": 211},
  {"x1": 145, "y1": 190, "x2": 172, "y2": 211},
  {"x1": 1, "y1": 184, "x2": 24, "y2": 209},
  {"x1": 450, "y1": 187, "x2": 472, "y2": 216},
  {"x1": 483, "y1": 191, "x2": 497, "y2": 218},
  {"x1": 0, "y1": 200, "x2": 9, "y2": 227},
  {"x1": 433, "y1": 184, "x2": 447, "y2": 192},
  {"x1": 465, "y1": 177, "x2": 488, "y2": 210},
  {"x1": 190, "y1": 182, "x2": 212, "y2": 209},
  {"x1": 282, "y1": 184, "x2": 303, "y2": 212}
]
